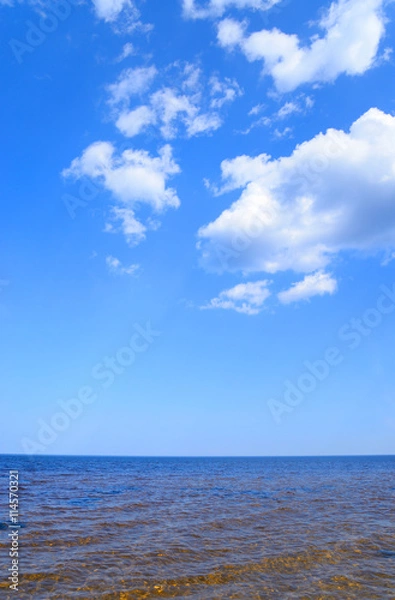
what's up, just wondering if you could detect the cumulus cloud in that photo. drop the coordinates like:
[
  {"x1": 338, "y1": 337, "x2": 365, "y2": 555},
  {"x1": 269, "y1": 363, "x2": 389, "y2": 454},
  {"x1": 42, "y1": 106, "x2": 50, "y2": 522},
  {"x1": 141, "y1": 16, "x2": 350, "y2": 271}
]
[
  {"x1": 108, "y1": 62, "x2": 242, "y2": 139},
  {"x1": 198, "y1": 108, "x2": 395, "y2": 276},
  {"x1": 183, "y1": 0, "x2": 280, "y2": 19},
  {"x1": 202, "y1": 280, "x2": 271, "y2": 314},
  {"x1": 106, "y1": 255, "x2": 140, "y2": 276},
  {"x1": 278, "y1": 271, "x2": 338, "y2": 304},
  {"x1": 63, "y1": 143, "x2": 180, "y2": 245},
  {"x1": 217, "y1": 0, "x2": 386, "y2": 92}
]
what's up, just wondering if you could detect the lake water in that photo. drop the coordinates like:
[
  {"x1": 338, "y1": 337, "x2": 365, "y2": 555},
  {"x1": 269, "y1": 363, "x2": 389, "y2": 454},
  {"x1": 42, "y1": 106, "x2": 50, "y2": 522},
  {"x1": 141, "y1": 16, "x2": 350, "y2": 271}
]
[{"x1": 0, "y1": 455, "x2": 394, "y2": 598}]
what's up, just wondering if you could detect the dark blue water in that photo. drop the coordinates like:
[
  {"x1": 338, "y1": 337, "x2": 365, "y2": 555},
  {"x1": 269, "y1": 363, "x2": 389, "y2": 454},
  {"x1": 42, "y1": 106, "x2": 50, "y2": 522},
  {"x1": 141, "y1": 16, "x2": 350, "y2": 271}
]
[{"x1": 0, "y1": 455, "x2": 395, "y2": 598}]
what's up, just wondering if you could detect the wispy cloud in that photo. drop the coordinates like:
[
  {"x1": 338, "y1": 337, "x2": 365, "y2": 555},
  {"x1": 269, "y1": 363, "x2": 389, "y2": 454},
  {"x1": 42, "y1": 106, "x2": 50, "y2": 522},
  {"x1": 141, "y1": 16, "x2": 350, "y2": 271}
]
[
  {"x1": 243, "y1": 95, "x2": 313, "y2": 135},
  {"x1": 115, "y1": 43, "x2": 135, "y2": 62},
  {"x1": 278, "y1": 272, "x2": 338, "y2": 304},
  {"x1": 183, "y1": 0, "x2": 280, "y2": 20},
  {"x1": 106, "y1": 255, "x2": 140, "y2": 276},
  {"x1": 107, "y1": 66, "x2": 157, "y2": 105},
  {"x1": 202, "y1": 280, "x2": 271, "y2": 315}
]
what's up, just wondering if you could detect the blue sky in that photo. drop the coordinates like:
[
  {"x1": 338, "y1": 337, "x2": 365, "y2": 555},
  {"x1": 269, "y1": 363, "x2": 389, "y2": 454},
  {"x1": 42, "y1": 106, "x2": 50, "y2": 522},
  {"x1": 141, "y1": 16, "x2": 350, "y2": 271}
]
[{"x1": 1, "y1": 0, "x2": 395, "y2": 456}]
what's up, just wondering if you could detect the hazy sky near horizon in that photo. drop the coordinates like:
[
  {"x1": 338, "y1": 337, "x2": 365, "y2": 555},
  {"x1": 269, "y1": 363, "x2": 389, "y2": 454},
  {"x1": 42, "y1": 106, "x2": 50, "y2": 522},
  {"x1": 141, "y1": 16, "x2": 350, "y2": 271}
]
[{"x1": 1, "y1": 0, "x2": 395, "y2": 456}]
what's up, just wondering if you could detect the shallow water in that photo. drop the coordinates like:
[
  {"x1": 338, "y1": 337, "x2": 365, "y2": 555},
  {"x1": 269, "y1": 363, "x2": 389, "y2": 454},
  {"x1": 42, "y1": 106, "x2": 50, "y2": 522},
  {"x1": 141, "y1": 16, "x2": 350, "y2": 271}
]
[{"x1": 0, "y1": 455, "x2": 395, "y2": 598}]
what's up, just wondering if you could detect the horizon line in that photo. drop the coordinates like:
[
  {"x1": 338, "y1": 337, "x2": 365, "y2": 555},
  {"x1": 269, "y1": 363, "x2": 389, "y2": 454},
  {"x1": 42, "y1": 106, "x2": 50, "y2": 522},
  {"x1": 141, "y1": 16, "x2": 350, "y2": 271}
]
[{"x1": 1, "y1": 453, "x2": 394, "y2": 459}]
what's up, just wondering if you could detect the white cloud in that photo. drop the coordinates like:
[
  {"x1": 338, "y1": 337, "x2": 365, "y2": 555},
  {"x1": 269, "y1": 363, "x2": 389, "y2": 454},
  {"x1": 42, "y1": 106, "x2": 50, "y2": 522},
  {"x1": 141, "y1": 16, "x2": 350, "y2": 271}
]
[
  {"x1": 92, "y1": 0, "x2": 149, "y2": 25},
  {"x1": 249, "y1": 103, "x2": 265, "y2": 116},
  {"x1": 108, "y1": 62, "x2": 241, "y2": 139},
  {"x1": 198, "y1": 108, "x2": 395, "y2": 276},
  {"x1": 0, "y1": 0, "x2": 142, "y2": 23},
  {"x1": 183, "y1": 0, "x2": 280, "y2": 19},
  {"x1": 210, "y1": 152, "x2": 271, "y2": 194},
  {"x1": 209, "y1": 76, "x2": 243, "y2": 109},
  {"x1": 381, "y1": 47, "x2": 393, "y2": 62},
  {"x1": 278, "y1": 271, "x2": 338, "y2": 304},
  {"x1": 63, "y1": 143, "x2": 180, "y2": 245},
  {"x1": 276, "y1": 101, "x2": 301, "y2": 119},
  {"x1": 217, "y1": 0, "x2": 386, "y2": 92},
  {"x1": 243, "y1": 95, "x2": 312, "y2": 135},
  {"x1": 116, "y1": 43, "x2": 135, "y2": 62},
  {"x1": 203, "y1": 280, "x2": 271, "y2": 314},
  {"x1": 116, "y1": 105, "x2": 157, "y2": 137},
  {"x1": 106, "y1": 255, "x2": 140, "y2": 276},
  {"x1": 107, "y1": 66, "x2": 157, "y2": 105},
  {"x1": 186, "y1": 112, "x2": 223, "y2": 136},
  {"x1": 106, "y1": 207, "x2": 148, "y2": 246},
  {"x1": 92, "y1": 0, "x2": 132, "y2": 22},
  {"x1": 150, "y1": 87, "x2": 198, "y2": 138},
  {"x1": 273, "y1": 126, "x2": 293, "y2": 139},
  {"x1": 218, "y1": 18, "x2": 246, "y2": 46},
  {"x1": 182, "y1": 64, "x2": 202, "y2": 90},
  {"x1": 305, "y1": 96, "x2": 314, "y2": 109}
]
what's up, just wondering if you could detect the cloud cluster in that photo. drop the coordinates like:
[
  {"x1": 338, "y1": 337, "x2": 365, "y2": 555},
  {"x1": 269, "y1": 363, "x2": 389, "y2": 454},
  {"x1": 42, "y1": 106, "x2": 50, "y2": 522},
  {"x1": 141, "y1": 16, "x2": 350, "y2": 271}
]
[
  {"x1": 198, "y1": 108, "x2": 395, "y2": 281},
  {"x1": 203, "y1": 270, "x2": 337, "y2": 314},
  {"x1": 107, "y1": 63, "x2": 242, "y2": 139},
  {"x1": 63, "y1": 143, "x2": 180, "y2": 246},
  {"x1": 64, "y1": 62, "x2": 240, "y2": 248},
  {"x1": 183, "y1": 0, "x2": 280, "y2": 19},
  {"x1": 217, "y1": 0, "x2": 386, "y2": 91},
  {"x1": 203, "y1": 280, "x2": 271, "y2": 314}
]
